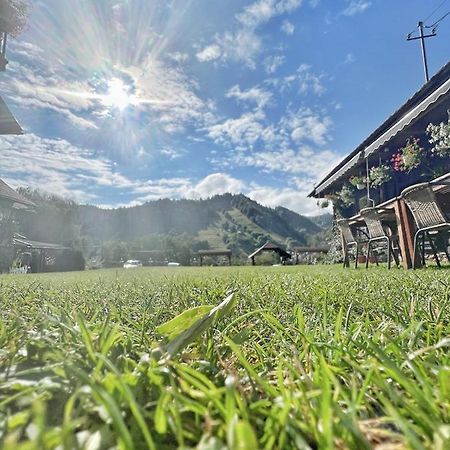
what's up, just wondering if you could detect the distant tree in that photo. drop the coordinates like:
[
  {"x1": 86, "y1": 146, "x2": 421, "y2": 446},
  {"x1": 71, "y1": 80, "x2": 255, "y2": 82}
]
[{"x1": 0, "y1": 0, "x2": 31, "y2": 36}]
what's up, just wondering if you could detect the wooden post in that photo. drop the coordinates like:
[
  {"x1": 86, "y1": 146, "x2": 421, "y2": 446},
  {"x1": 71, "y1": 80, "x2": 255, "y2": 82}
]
[
  {"x1": 393, "y1": 198, "x2": 418, "y2": 269},
  {"x1": 228, "y1": 254, "x2": 231, "y2": 266}
]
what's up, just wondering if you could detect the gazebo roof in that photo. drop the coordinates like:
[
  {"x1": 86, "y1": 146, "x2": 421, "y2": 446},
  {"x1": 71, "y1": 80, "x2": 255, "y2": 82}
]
[
  {"x1": 248, "y1": 241, "x2": 291, "y2": 259},
  {"x1": 12, "y1": 235, "x2": 69, "y2": 250},
  {"x1": 197, "y1": 249, "x2": 232, "y2": 256},
  {"x1": 0, "y1": 179, "x2": 35, "y2": 208},
  {"x1": 0, "y1": 96, "x2": 23, "y2": 135},
  {"x1": 309, "y1": 60, "x2": 450, "y2": 197}
]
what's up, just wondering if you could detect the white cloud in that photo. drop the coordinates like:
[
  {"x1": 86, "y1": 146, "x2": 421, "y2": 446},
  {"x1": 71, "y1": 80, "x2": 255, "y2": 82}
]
[
  {"x1": 226, "y1": 84, "x2": 272, "y2": 110},
  {"x1": 0, "y1": 133, "x2": 134, "y2": 202},
  {"x1": 269, "y1": 64, "x2": 325, "y2": 96},
  {"x1": 207, "y1": 110, "x2": 276, "y2": 147},
  {"x1": 247, "y1": 185, "x2": 319, "y2": 216},
  {"x1": 342, "y1": 1, "x2": 371, "y2": 16},
  {"x1": 237, "y1": 0, "x2": 302, "y2": 28},
  {"x1": 196, "y1": 45, "x2": 222, "y2": 62},
  {"x1": 186, "y1": 173, "x2": 245, "y2": 199},
  {"x1": 281, "y1": 20, "x2": 295, "y2": 35},
  {"x1": 263, "y1": 55, "x2": 285, "y2": 74},
  {"x1": 281, "y1": 108, "x2": 332, "y2": 146},
  {"x1": 344, "y1": 53, "x2": 356, "y2": 64},
  {"x1": 236, "y1": 147, "x2": 340, "y2": 179},
  {"x1": 198, "y1": 0, "x2": 302, "y2": 67}
]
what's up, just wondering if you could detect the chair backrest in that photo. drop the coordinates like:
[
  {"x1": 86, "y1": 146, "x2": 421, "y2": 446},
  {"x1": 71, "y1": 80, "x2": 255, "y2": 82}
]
[
  {"x1": 360, "y1": 207, "x2": 386, "y2": 239},
  {"x1": 337, "y1": 219, "x2": 357, "y2": 244},
  {"x1": 401, "y1": 182, "x2": 448, "y2": 229}
]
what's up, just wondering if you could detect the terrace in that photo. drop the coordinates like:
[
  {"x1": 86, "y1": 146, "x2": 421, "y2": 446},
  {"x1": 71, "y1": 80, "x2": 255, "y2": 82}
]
[{"x1": 310, "y1": 61, "x2": 450, "y2": 269}]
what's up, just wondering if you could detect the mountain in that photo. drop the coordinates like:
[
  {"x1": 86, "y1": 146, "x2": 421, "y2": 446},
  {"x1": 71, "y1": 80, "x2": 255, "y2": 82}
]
[
  {"x1": 16, "y1": 190, "x2": 328, "y2": 259},
  {"x1": 309, "y1": 213, "x2": 333, "y2": 229}
]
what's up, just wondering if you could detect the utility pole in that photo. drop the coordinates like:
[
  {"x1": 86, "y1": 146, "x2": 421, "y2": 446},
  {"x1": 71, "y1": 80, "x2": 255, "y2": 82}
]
[{"x1": 407, "y1": 21, "x2": 436, "y2": 83}]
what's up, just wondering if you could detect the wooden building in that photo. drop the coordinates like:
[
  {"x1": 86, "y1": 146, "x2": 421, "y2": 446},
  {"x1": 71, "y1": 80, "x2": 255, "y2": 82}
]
[{"x1": 309, "y1": 61, "x2": 450, "y2": 268}]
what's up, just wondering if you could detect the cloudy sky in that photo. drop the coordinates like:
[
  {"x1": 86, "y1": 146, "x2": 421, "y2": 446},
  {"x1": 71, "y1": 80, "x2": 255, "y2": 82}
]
[{"x1": 1, "y1": 0, "x2": 449, "y2": 215}]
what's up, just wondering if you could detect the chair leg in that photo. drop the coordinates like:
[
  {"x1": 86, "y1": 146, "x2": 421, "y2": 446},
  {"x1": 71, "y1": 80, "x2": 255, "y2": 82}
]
[
  {"x1": 355, "y1": 244, "x2": 359, "y2": 269},
  {"x1": 426, "y1": 232, "x2": 441, "y2": 267},
  {"x1": 421, "y1": 233, "x2": 426, "y2": 266},
  {"x1": 387, "y1": 237, "x2": 391, "y2": 270},
  {"x1": 392, "y1": 244, "x2": 400, "y2": 267},
  {"x1": 413, "y1": 231, "x2": 420, "y2": 270},
  {"x1": 366, "y1": 242, "x2": 371, "y2": 269},
  {"x1": 444, "y1": 237, "x2": 450, "y2": 262}
]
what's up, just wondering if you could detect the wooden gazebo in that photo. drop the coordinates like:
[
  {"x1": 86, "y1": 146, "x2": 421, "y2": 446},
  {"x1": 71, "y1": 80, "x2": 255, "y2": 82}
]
[
  {"x1": 248, "y1": 241, "x2": 291, "y2": 266},
  {"x1": 309, "y1": 61, "x2": 450, "y2": 268},
  {"x1": 197, "y1": 249, "x2": 232, "y2": 266}
]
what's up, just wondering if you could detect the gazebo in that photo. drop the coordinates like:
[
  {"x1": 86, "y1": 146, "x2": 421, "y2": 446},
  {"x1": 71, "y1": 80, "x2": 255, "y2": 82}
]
[
  {"x1": 248, "y1": 241, "x2": 291, "y2": 266},
  {"x1": 197, "y1": 249, "x2": 232, "y2": 266},
  {"x1": 309, "y1": 61, "x2": 450, "y2": 268}
]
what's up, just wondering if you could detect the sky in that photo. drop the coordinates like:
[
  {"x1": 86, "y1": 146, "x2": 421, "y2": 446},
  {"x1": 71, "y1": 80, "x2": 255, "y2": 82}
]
[{"x1": 0, "y1": 0, "x2": 449, "y2": 215}]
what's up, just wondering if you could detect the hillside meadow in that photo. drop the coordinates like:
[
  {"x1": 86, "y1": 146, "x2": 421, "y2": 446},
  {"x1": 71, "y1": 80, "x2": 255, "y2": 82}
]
[{"x1": 0, "y1": 265, "x2": 449, "y2": 449}]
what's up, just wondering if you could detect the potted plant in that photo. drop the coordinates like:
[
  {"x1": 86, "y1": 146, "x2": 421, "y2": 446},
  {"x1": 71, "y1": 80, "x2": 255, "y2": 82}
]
[
  {"x1": 349, "y1": 175, "x2": 367, "y2": 190},
  {"x1": 427, "y1": 115, "x2": 450, "y2": 158},
  {"x1": 391, "y1": 137, "x2": 425, "y2": 173},
  {"x1": 369, "y1": 164, "x2": 392, "y2": 188},
  {"x1": 336, "y1": 183, "x2": 355, "y2": 206}
]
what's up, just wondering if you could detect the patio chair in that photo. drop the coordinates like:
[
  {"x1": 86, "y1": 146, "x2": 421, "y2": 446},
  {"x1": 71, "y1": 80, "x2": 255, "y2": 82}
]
[
  {"x1": 360, "y1": 207, "x2": 400, "y2": 269},
  {"x1": 337, "y1": 219, "x2": 369, "y2": 268},
  {"x1": 401, "y1": 182, "x2": 450, "y2": 268}
]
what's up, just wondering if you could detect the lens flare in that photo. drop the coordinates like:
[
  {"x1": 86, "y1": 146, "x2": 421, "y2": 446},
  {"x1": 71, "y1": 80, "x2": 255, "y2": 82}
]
[{"x1": 103, "y1": 78, "x2": 131, "y2": 110}]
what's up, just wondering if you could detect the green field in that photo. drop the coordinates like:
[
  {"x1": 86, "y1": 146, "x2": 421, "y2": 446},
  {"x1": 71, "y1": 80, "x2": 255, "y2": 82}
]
[{"x1": 0, "y1": 266, "x2": 449, "y2": 449}]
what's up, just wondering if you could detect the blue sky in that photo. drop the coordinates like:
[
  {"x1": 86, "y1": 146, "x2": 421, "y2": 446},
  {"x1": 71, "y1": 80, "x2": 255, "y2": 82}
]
[{"x1": 1, "y1": 0, "x2": 449, "y2": 215}]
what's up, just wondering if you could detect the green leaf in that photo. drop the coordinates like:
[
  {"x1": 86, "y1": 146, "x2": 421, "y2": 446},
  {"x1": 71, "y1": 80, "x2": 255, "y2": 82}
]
[
  {"x1": 229, "y1": 419, "x2": 258, "y2": 450},
  {"x1": 163, "y1": 293, "x2": 236, "y2": 358},
  {"x1": 156, "y1": 305, "x2": 214, "y2": 340}
]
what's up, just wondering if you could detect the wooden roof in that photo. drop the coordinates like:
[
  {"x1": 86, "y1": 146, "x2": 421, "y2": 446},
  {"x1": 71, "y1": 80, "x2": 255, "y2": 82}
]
[
  {"x1": 0, "y1": 179, "x2": 35, "y2": 208},
  {"x1": 248, "y1": 241, "x2": 291, "y2": 259},
  {"x1": 197, "y1": 249, "x2": 232, "y2": 256},
  {"x1": 13, "y1": 236, "x2": 69, "y2": 250},
  {"x1": 0, "y1": 96, "x2": 22, "y2": 135}
]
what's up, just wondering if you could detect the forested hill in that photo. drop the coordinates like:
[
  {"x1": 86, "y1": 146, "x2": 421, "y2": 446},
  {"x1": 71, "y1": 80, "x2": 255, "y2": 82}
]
[{"x1": 16, "y1": 190, "x2": 327, "y2": 257}]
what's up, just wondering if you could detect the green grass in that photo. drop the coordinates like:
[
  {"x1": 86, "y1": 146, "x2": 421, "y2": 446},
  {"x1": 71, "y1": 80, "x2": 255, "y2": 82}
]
[{"x1": 0, "y1": 266, "x2": 449, "y2": 449}]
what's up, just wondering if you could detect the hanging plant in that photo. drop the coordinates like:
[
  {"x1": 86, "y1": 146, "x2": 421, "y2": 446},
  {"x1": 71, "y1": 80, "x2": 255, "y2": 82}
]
[
  {"x1": 369, "y1": 164, "x2": 392, "y2": 187},
  {"x1": 316, "y1": 199, "x2": 330, "y2": 209},
  {"x1": 335, "y1": 183, "x2": 355, "y2": 206},
  {"x1": 349, "y1": 175, "x2": 367, "y2": 190},
  {"x1": 391, "y1": 137, "x2": 425, "y2": 173},
  {"x1": 427, "y1": 115, "x2": 450, "y2": 158}
]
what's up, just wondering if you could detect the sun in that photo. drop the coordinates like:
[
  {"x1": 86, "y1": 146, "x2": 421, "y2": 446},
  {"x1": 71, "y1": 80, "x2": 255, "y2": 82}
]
[{"x1": 103, "y1": 78, "x2": 132, "y2": 110}]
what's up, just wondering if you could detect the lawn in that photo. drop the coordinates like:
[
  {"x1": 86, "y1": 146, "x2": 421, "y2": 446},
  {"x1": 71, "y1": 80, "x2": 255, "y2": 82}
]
[{"x1": 0, "y1": 266, "x2": 449, "y2": 449}]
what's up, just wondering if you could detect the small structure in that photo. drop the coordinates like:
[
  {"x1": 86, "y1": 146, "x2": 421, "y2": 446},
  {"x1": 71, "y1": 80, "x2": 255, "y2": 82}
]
[
  {"x1": 248, "y1": 241, "x2": 291, "y2": 266},
  {"x1": 12, "y1": 235, "x2": 84, "y2": 273},
  {"x1": 197, "y1": 249, "x2": 232, "y2": 266},
  {"x1": 0, "y1": 178, "x2": 34, "y2": 209},
  {"x1": 293, "y1": 246, "x2": 329, "y2": 264}
]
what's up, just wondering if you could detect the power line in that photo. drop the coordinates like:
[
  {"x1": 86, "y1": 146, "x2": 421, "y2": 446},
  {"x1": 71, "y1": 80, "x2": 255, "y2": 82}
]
[
  {"x1": 407, "y1": 0, "x2": 449, "y2": 37},
  {"x1": 424, "y1": 10, "x2": 450, "y2": 29}
]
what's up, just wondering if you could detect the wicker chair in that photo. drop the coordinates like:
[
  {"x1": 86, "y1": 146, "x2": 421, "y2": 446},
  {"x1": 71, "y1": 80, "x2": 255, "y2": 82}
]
[
  {"x1": 360, "y1": 207, "x2": 400, "y2": 269},
  {"x1": 337, "y1": 219, "x2": 368, "y2": 268},
  {"x1": 401, "y1": 182, "x2": 450, "y2": 268}
]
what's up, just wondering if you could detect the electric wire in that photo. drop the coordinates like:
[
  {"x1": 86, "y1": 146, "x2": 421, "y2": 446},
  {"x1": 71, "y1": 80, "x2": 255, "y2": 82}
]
[{"x1": 407, "y1": 0, "x2": 449, "y2": 37}]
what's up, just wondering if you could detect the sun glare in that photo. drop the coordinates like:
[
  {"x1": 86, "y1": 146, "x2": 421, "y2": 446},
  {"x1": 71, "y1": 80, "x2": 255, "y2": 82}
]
[{"x1": 103, "y1": 78, "x2": 132, "y2": 110}]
